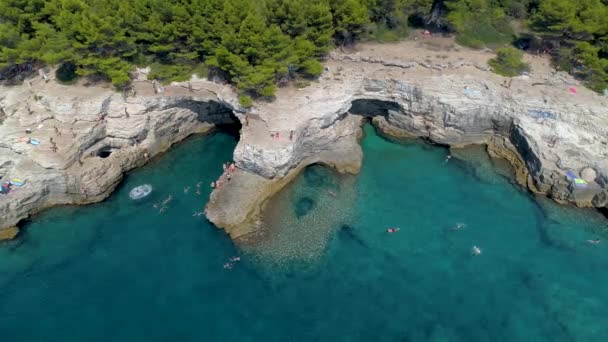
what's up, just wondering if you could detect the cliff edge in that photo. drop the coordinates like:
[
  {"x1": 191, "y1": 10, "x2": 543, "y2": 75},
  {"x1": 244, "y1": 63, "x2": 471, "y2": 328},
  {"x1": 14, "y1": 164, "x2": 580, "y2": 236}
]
[{"x1": 206, "y1": 38, "x2": 608, "y2": 238}]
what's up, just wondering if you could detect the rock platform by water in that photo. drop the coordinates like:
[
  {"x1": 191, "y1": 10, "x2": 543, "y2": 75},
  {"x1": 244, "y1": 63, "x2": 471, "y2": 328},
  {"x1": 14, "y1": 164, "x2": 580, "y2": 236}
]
[
  {"x1": 0, "y1": 69, "x2": 240, "y2": 239},
  {"x1": 2, "y1": 38, "x2": 608, "y2": 240}
]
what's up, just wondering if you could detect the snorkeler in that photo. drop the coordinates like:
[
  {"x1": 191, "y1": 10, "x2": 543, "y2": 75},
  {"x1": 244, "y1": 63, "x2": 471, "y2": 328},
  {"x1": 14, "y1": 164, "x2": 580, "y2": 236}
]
[
  {"x1": 449, "y1": 223, "x2": 466, "y2": 231},
  {"x1": 587, "y1": 239, "x2": 601, "y2": 245},
  {"x1": 472, "y1": 245, "x2": 482, "y2": 256},
  {"x1": 387, "y1": 228, "x2": 400, "y2": 233}
]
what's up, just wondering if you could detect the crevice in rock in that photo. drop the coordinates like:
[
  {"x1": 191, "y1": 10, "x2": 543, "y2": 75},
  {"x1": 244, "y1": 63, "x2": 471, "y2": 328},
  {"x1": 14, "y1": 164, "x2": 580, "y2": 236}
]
[
  {"x1": 348, "y1": 98, "x2": 402, "y2": 118},
  {"x1": 96, "y1": 147, "x2": 113, "y2": 159},
  {"x1": 598, "y1": 207, "x2": 608, "y2": 220},
  {"x1": 177, "y1": 99, "x2": 242, "y2": 138}
]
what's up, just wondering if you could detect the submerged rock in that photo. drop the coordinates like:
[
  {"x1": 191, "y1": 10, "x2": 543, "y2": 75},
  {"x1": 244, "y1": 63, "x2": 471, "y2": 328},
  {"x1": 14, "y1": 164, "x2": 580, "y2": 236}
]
[
  {"x1": 0, "y1": 226, "x2": 19, "y2": 241},
  {"x1": 294, "y1": 196, "x2": 315, "y2": 218}
]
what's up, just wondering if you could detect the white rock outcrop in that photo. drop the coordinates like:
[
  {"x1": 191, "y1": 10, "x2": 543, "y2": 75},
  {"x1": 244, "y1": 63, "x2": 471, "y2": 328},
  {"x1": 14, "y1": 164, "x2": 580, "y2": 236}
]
[{"x1": 0, "y1": 75, "x2": 239, "y2": 237}]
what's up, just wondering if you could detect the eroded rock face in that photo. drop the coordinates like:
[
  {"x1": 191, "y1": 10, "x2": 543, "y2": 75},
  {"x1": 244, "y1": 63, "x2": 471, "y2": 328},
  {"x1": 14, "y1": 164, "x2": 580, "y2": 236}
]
[
  {"x1": 0, "y1": 76, "x2": 240, "y2": 234},
  {"x1": 2, "y1": 40, "x2": 608, "y2": 239},
  {"x1": 209, "y1": 41, "x2": 608, "y2": 237}
]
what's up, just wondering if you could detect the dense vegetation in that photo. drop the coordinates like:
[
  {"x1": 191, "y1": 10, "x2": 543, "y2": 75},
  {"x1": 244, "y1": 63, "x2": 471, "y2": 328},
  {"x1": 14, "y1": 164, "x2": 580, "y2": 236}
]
[
  {"x1": 488, "y1": 46, "x2": 530, "y2": 76},
  {"x1": 1, "y1": 0, "x2": 608, "y2": 94}
]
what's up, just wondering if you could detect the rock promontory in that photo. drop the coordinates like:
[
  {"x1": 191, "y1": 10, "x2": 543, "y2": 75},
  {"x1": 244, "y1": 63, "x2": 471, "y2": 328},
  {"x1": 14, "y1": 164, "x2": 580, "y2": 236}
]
[{"x1": 206, "y1": 39, "x2": 608, "y2": 238}]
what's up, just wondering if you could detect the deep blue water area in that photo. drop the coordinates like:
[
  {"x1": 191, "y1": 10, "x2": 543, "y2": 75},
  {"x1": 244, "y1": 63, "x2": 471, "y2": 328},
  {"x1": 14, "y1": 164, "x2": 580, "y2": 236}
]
[{"x1": 1, "y1": 126, "x2": 607, "y2": 341}]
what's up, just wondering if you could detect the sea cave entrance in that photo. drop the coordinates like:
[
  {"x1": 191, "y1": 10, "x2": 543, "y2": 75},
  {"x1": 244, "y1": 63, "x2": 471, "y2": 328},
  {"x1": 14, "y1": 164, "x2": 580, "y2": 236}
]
[{"x1": 178, "y1": 99, "x2": 242, "y2": 139}]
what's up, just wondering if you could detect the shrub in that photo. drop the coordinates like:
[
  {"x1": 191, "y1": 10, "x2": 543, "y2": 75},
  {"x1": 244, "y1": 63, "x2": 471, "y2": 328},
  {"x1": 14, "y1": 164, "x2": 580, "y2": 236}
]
[
  {"x1": 366, "y1": 23, "x2": 405, "y2": 43},
  {"x1": 488, "y1": 47, "x2": 530, "y2": 76},
  {"x1": 148, "y1": 63, "x2": 196, "y2": 84},
  {"x1": 55, "y1": 62, "x2": 77, "y2": 84},
  {"x1": 300, "y1": 60, "x2": 324, "y2": 78},
  {"x1": 239, "y1": 95, "x2": 253, "y2": 108}
]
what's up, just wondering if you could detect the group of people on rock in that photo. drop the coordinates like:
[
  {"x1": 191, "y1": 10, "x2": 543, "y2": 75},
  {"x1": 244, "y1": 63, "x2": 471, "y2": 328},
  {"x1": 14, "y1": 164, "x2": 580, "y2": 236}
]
[
  {"x1": 270, "y1": 130, "x2": 295, "y2": 141},
  {"x1": 211, "y1": 162, "x2": 236, "y2": 190}
]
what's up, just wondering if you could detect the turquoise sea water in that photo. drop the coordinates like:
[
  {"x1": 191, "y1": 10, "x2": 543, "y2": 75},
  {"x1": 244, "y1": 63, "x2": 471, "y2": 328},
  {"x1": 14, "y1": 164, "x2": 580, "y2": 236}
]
[{"x1": 1, "y1": 125, "x2": 607, "y2": 341}]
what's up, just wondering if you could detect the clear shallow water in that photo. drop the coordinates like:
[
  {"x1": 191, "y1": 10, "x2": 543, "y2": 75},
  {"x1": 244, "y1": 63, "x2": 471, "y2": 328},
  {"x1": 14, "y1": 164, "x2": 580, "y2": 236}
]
[{"x1": 1, "y1": 126, "x2": 608, "y2": 341}]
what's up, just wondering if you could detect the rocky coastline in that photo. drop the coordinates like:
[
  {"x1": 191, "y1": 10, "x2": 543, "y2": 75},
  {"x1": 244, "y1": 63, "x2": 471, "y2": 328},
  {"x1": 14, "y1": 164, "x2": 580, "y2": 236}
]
[
  {"x1": 0, "y1": 69, "x2": 241, "y2": 239},
  {"x1": 2, "y1": 40, "x2": 608, "y2": 241},
  {"x1": 208, "y1": 40, "x2": 608, "y2": 239}
]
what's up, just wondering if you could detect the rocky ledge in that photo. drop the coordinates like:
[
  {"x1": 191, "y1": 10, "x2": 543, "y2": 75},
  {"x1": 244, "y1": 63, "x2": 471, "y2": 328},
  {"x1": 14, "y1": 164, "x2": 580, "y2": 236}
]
[
  {"x1": 206, "y1": 40, "x2": 608, "y2": 239},
  {"x1": 0, "y1": 69, "x2": 240, "y2": 239}
]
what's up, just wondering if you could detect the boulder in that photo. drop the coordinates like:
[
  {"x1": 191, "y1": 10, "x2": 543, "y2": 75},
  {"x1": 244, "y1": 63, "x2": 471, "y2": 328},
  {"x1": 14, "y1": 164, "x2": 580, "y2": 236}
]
[{"x1": 581, "y1": 167, "x2": 597, "y2": 183}]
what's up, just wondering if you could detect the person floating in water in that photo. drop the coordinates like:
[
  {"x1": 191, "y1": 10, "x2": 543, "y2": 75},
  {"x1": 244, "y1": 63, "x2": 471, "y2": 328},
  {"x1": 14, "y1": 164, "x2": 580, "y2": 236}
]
[
  {"x1": 472, "y1": 245, "x2": 482, "y2": 256},
  {"x1": 444, "y1": 155, "x2": 452, "y2": 164},
  {"x1": 328, "y1": 190, "x2": 337, "y2": 197},
  {"x1": 587, "y1": 239, "x2": 601, "y2": 245},
  {"x1": 184, "y1": 186, "x2": 190, "y2": 194},
  {"x1": 449, "y1": 223, "x2": 466, "y2": 231},
  {"x1": 223, "y1": 263, "x2": 233, "y2": 270},
  {"x1": 229, "y1": 256, "x2": 241, "y2": 262},
  {"x1": 387, "y1": 228, "x2": 400, "y2": 233}
]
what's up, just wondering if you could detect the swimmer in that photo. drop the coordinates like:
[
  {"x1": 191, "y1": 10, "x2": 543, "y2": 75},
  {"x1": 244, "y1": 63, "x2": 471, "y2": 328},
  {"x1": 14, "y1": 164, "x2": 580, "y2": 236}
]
[
  {"x1": 444, "y1": 155, "x2": 452, "y2": 163},
  {"x1": 196, "y1": 182, "x2": 202, "y2": 188},
  {"x1": 449, "y1": 223, "x2": 466, "y2": 231},
  {"x1": 387, "y1": 228, "x2": 400, "y2": 233},
  {"x1": 184, "y1": 186, "x2": 190, "y2": 194},
  {"x1": 196, "y1": 189, "x2": 201, "y2": 196},
  {"x1": 229, "y1": 256, "x2": 241, "y2": 262},
  {"x1": 223, "y1": 263, "x2": 233, "y2": 270},
  {"x1": 328, "y1": 190, "x2": 337, "y2": 197},
  {"x1": 587, "y1": 239, "x2": 601, "y2": 245},
  {"x1": 472, "y1": 245, "x2": 482, "y2": 256}
]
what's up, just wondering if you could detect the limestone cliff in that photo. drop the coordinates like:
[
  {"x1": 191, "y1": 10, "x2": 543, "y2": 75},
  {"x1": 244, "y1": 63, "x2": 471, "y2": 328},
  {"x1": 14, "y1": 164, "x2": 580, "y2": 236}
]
[
  {"x1": 0, "y1": 72, "x2": 239, "y2": 237},
  {"x1": 207, "y1": 40, "x2": 608, "y2": 238},
  {"x1": 2, "y1": 39, "x2": 608, "y2": 241}
]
